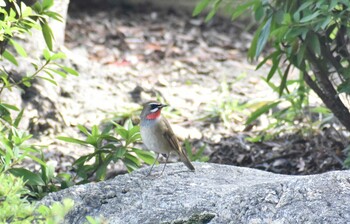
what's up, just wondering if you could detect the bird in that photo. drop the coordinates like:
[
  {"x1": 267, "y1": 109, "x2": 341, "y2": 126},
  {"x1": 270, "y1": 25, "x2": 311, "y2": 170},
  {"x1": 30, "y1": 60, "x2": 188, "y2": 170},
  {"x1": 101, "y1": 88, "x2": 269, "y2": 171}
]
[{"x1": 140, "y1": 101, "x2": 195, "y2": 175}]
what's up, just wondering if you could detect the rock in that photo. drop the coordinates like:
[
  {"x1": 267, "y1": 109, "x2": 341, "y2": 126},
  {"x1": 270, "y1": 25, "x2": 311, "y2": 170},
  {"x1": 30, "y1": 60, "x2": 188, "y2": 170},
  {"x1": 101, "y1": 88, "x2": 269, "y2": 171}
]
[{"x1": 40, "y1": 163, "x2": 350, "y2": 224}]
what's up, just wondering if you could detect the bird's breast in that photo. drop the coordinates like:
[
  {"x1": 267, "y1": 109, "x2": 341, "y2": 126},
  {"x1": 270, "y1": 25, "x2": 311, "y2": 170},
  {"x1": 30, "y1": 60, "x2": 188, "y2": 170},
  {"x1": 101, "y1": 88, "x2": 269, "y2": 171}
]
[{"x1": 140, "y1": 119, "x2": 172, "y2": 154}]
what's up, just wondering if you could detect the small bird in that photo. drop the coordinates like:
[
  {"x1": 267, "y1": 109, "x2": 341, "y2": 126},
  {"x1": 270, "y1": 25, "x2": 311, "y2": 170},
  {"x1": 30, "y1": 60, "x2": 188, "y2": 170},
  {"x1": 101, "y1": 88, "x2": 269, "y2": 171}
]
[{"x1": 140, "y1": 101, "x2": 195, "y2": 175}]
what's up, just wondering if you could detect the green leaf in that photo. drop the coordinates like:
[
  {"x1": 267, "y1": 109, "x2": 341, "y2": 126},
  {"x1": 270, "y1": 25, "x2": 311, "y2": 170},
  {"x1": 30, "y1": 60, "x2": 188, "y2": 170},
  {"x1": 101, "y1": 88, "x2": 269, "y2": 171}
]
[
  {"x1": 55, "y1": 173, "x2": 74, "y2": 189},
  {"x1": 255, "y1": 17, "x2": 272, "y2": 59},
  {"x1": 9, "y1": 168, "x2": 45, "y2": 186},
  {"x1": 246, "y1": 101, "x2": 280, "y2": 125},
  {"x1": 205, "y1": 10, "x2": 216, "y2": 23},
  {"x1": 86, "y1": 216, "x2": 99, "y2": 224},
  {"x1": 46, "y1": 68, "x2": 67, "y2": 78},
  {"x1": 296, "y1": 44, "x2": 306, "y2": 68},
  {"x1": 310, "y1": 106, "x2": 331, "y2": 114},
  {"x1": 128, "y1": 126, "x2": 140, "y2": 138},
  {"x1": 31, "y1": 62, "x2": 39, "y2": 70},
  {"x1": 0, "y1": 134, "x2": 12, "y2": 151},
  {"x1": 77, "y1": 165, "x2": 93, "y2": 180},
  {"x1": 115, "y1": 125, "x2": 128, "y2": 140},
  {"x1": 13, "y1": 109, "x2": 24, "y2": 128},
  {"x1": 43, "y1": 48, "x2": 51, "y2": 61},
  {"x1": 1, "y1": 103, "x2": 19, "y2": 111},
  {"x1": 9, "y1": 39, "x2": 27, "y2": 57},
  {"x1": 102, "y1": 123, "x2": 113, "y2": 135},
  {"x1": 308, "y1": 33, "x2": 321, "y2": 56},
  {"x1": 254, "y1": 1, "x2": 265, "y2": 21},
  {"x1": 91, "y1": 125, "x2": 99, "y2": 137},
  {"x1": 57, "y1": 136, "x2": 87, "y2": 145},
  {"x1": 32, "y1": 2, "x2": 42, "y2": 12},
  {"x1": 127, "y1": 132, "x2": 141, "y2": 146},
  {"x1": 270, "y1": 25, "x2": 289, "y2": 41},
  {"x1": 42, "y1": 0, "x2": 54, "y2": 10},
  {"x1": 44, "y1": 11, "x2": 63, "y2": 22},
  {"x1": 99, "y1": 134, "x2": 120, "y2": 142},
  {"x1": 37, "y1": 75, "x2": 57, "y2": 85},
  {"x1": 96, "y1": 155, "x2": 112, "y2": 180},
  {"x1": 41, "y1": 162, "x2": 49, "y2": 185},
  {"x1": 132, "y1": 148, "x2": 156, "y2": 165},
  {"x1": 279, "y1": 64, "x2": 291, "y2": 96},
  {"x1": 77, "y1": 124, "x2": 90, "y2": 136},
  {"x1": 248, "y1": 20, "x2": 265, "y2": 61},
  {"x1": 0, "y1": 104, "x2": 12, "y2": 124},
  {"x1": 86, "y1": 135, "x2": 98, "y2": 146},
  {"x1": 2, "y1": 50, "x2": 18, "y2": 66},
  {"x1": 267, "y1": 53, "x2": 281, "y2": 82},
  {"x1": 184, "y1": 139, "x2": 193, "y2": 157},
  {"x1": 205, "y1": 0, "x2": 222, "y2": 22},
  {"x1": 274, "y1": 9, "x2": 285, "y2": 25},
  {"x1": 60, "y1": 66, "x2": 79, "y2": 76},
  {"x1": 13, "y1": 2, "x2": 20, "y2": 15},
  {"x1": 50, "y1": 52, "x2": 66, "y2": 60},
  {"x1": 0, "y1": 72, "x2": 10, "y2": 88},
  {"x1": 320, "y1": 16, "x2": 332, "y2": 30},
  {"x1": 20, "y1": 2, "x2": 33, "y2": 17},
  {"x1": 293, "y1": 1, "x2": 313, "y2": 21},
  {"x1": 73, "y1": 154, "x2": 90, "y2": 167},
  {"x1": 123, "y1": 154, "x2": 141, "y2": 172},
  {"x1": 125, "y1": 119, "x2": 134, "y2": 130},
  {"x1": 286, "y1": 27, "x2": 309, "y2": 40},
  {"x1": 283, "y1": 13, "x2": 292, "y2": 25},
  {"x1": 194, "y1": 145, "x2": 207, "y2": 161},
  {"x1": 113, "y1": 147, "x2": 126, "y2": 161},
  {"x1": 43, "y1": 69, "x2": 54, "y2": 79},
  {"x1": 231, "y1": 1, "x2": 255, "y2": 20},
  {"x1": 41, "y1": 22, "x2": 54, "y2": 51},
  {"x1": 100, "y1": 143, "x2": 118, "y2": 151},
  {"x1": 25, "y1": 153, "x2": 47, "y2": 167},
  {"x1": 300, "y1": 11, "x2": 320, "y2": 23},
  {"x1": 193, "y1": 0, "x2": 211, "y2": 16},
  {"x1": 23, "y1": 81, "x2": 31, "y2": 87}
]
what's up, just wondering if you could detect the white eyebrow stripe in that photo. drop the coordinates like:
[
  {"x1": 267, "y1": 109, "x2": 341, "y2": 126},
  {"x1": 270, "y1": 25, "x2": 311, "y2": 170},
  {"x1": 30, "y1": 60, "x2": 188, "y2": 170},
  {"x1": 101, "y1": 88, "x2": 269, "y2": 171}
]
[{"x1": 150, "y1": 108, "x2": 159, "y2": 113}]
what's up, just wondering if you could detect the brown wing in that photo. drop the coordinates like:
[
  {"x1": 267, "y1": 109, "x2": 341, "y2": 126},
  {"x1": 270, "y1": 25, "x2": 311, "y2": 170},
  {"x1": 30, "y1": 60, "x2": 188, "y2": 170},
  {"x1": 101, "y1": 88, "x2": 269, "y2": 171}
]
[
  {"x1": 161, "y1": 117, "x2": 195, "y2": 171},
  {"x1": 161, "y1": 117, "x2": 181, "y2": 152}
]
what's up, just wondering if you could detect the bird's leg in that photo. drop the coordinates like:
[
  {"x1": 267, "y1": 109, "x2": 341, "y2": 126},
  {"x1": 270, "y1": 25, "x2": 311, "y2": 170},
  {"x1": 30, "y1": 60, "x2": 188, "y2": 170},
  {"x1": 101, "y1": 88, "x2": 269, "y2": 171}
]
[
  {"x1": 147, "y1": 153, "x2": 160, "y2": 176},
  {"x1": 161, "y1": 153, "x2": 169, "y2": 175}
]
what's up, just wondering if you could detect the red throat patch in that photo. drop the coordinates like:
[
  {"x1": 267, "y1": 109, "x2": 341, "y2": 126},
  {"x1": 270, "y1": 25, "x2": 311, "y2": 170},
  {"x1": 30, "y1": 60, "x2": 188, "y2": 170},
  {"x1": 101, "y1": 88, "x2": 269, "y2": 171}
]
[{"x1": 146, "y1": 110, "x2": 161, "y2": 120}]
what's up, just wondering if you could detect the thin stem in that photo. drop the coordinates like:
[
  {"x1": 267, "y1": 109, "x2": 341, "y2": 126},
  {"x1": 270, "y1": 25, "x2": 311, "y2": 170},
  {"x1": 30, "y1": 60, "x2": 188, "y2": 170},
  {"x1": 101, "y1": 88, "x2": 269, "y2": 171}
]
[{"x1": 0, "y1": 59, "x2": 51, "y2": 97}]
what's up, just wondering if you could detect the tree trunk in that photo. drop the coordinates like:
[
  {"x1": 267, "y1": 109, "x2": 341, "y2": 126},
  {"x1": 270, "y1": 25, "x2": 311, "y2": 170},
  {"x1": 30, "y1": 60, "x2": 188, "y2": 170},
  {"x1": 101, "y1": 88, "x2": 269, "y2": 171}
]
[{"x1": 304, "y1": 47, "x2": 350, "y2": 132}]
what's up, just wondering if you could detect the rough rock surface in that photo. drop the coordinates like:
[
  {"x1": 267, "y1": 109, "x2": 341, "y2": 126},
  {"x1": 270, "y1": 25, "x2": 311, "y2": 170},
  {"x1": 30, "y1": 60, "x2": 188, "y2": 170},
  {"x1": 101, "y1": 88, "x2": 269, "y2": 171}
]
[{"x1": 41, "y1": 163, "x2": 350, "y2": 224}]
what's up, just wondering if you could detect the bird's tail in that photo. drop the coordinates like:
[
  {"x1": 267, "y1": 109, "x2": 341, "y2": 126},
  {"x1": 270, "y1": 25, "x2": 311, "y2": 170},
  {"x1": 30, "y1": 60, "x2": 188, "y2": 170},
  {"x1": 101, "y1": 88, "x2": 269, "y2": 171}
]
[{"x1": 178, "y1": 148, "x2": 195, "y2": 171}]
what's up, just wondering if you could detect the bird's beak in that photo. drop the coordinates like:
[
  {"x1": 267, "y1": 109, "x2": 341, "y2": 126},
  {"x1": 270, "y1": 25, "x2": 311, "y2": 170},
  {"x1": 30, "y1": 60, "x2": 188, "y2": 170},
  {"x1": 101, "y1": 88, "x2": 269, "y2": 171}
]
[{"x1": 160, "y1": 104, "x2": 168, "y2": 108}]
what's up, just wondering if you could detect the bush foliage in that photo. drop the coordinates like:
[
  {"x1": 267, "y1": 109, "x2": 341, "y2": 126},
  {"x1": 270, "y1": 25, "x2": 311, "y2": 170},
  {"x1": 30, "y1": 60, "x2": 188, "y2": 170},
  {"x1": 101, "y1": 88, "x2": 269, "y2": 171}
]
[
  {"x1": 0, "y1": 172, "x2": 73, "y2": 223},
  {"x1": 194, "y1": 0, "x2": 350, "y2": 133},
  {"x1": 0, "y1": 0, "x2": 155, "y2": 222}
]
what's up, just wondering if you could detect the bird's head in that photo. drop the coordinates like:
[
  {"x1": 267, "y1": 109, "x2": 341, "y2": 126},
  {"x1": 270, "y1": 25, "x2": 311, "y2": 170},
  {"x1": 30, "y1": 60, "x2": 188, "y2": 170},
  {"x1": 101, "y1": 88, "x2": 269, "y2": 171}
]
[{"x1": 141, "y1": 101, "x2": 168, "y2": 120}]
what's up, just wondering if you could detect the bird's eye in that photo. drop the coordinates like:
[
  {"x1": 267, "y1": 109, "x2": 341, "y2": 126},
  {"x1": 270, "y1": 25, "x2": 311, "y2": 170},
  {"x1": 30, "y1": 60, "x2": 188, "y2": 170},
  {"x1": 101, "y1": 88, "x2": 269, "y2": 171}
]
[{"x1": 150, "y1": 103, "x2": 161, "y2": 110}]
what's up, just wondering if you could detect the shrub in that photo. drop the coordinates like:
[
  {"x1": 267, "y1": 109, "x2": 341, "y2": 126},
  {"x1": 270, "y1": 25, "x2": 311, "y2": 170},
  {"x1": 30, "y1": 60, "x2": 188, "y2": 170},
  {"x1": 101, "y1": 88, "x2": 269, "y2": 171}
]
[
  {"x1": 0, "y1": 172, "x2": 73, "y2": 223},
  {"x1": 0, "y1": 0, "x2": 82, "y2": 221},
  {"x1": 194, "y1": 0, "x2": 350, "y2": 132},
  {"x1": 0, "y1": 0, "x2": 78, "y2": 199},
  {"x1": 58, "y1": 120, "x2": 156, "y2": 183}
]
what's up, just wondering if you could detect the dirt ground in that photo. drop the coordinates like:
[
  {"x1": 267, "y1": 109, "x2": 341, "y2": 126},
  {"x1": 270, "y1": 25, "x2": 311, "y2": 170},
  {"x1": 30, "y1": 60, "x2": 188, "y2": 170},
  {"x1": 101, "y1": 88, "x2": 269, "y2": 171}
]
[{"x1": 18, "y1": 2, "x2": 349, "y2": 177}]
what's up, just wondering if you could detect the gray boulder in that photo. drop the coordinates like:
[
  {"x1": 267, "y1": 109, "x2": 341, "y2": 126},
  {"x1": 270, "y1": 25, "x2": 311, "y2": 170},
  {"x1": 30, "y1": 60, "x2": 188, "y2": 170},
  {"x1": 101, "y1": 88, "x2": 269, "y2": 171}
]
[{"x1": 41, "y1": 163, "x2": 350, "y2": 223}]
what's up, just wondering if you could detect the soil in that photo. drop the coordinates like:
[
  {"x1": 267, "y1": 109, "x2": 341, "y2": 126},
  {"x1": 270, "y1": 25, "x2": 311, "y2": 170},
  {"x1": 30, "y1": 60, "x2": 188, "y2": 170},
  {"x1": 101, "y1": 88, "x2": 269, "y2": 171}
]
[{"x1": 13, "y1": 2, "x2": 349, "y2": 177}]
